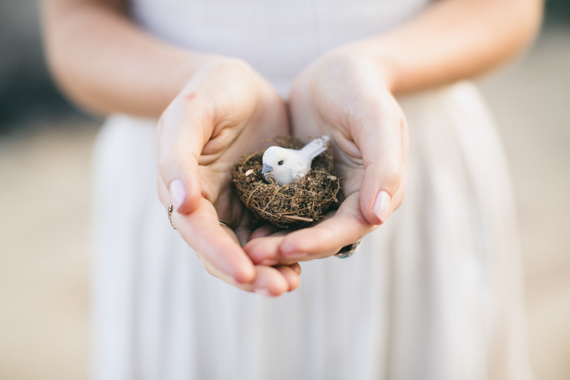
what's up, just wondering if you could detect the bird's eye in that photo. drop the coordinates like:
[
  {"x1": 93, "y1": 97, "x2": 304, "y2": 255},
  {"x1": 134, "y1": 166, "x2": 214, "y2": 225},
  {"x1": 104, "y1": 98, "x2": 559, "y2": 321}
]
[{"x1": 278, "y1": 160, "x2": 284, "y2": 165}]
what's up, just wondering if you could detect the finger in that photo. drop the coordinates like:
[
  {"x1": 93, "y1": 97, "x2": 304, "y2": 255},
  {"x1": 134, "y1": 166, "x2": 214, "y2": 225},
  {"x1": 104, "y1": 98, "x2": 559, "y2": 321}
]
[
  {"x1": 172, "y1": 198, "x2": 255, "y2": 283},
  {"x1": 157, "y1": 176, "x2": 172, "y2": 210},
  {"x1": 355, "y1": 96, "x2": 409, "y2": 225},
  {"x1": 275, "y1": 265, "x2": 301, "y2": 291},
  {"x1": 249, "y1": 224, "x2": 280, "y2": 241},
  {"x1": 389, "y1": 162, "x2": 408, "y2": 214},
  {"x1": 198, "y1": 250, "x2": 241, "y2": 285},
  {"x1": 157, "y1": 95, "x2": 210, "y2": 215},
  {"x1": 244, "y1": 210, "x2": 342, "y2": 265},
  {"x1": 251, "y1": 265, "x2": 290, "y2": 296},
  {"x1": 289, "y1": 262, "x2": 302, "y2": 275},
  {"x1": 227, "y1": 223, "x2": 254, "y2": 247},
  {"x1": 198, "y1": 253, "x2": 291, "y2": 296},
  {"x1": 244, "y1": 231, "x2": 288, "y2": 265},
  {"x1": 279, "y1": 193, "x2": 375, "y2": 260}
]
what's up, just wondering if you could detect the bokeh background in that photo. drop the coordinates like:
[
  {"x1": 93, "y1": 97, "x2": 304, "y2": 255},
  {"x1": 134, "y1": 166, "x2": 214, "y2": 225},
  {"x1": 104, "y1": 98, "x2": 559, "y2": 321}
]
[{"x1": 1, "y1": 1, "x2": 569, "y2": 379}]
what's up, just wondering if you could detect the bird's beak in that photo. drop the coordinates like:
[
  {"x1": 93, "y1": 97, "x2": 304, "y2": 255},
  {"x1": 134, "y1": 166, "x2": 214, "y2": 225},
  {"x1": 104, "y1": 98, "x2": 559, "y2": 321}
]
[{"x1": 262, "y1": 163, "x2": 273, "y2": 174}]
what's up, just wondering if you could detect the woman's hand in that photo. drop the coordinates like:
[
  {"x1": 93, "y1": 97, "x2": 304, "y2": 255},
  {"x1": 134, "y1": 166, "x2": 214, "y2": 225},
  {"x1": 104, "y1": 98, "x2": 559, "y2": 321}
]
[
  {"x1": 44, "y1": 0, "x2": 540, "y2": 291},
  {"x1": 245, "y1": 52, "x2": 409, "y2": 264},
  {"x1": 157, "y1": 58, "x2": 301, "y2": 295}
]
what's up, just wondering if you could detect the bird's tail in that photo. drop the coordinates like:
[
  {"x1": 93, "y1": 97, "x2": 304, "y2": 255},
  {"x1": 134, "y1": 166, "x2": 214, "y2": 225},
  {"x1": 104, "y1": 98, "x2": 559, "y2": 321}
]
[{"x1": 300, "y1": 135, "x2": 330, "y2": 159}]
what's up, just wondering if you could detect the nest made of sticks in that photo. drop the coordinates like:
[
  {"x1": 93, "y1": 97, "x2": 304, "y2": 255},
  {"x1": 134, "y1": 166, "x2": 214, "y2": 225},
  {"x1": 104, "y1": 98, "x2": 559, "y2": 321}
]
[{"x1": 231, "y1": 136, "x2": 341, "y2": 229}]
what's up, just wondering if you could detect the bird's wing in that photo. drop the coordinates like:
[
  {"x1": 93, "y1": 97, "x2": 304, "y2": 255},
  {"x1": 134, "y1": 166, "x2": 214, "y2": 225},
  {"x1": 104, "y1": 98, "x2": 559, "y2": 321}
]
[
  {"x1": 299, "y1": 136, "x2": 330, "y2": 159},
  {"x1": 291, "y1": 160, "x2": 310, "y2": 180}
]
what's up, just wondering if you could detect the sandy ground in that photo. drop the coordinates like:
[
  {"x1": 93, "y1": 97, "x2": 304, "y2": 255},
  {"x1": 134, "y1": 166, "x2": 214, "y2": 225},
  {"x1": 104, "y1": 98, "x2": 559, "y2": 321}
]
[{"x1": 0, "y1": 28, "x2": 569, "y2": 380}]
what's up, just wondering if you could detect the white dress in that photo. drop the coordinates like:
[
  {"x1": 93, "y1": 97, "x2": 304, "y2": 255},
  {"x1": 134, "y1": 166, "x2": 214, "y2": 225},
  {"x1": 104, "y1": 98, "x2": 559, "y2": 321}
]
[{"x1": 92, "y1": 1, "x2": 533, "y2": 379}]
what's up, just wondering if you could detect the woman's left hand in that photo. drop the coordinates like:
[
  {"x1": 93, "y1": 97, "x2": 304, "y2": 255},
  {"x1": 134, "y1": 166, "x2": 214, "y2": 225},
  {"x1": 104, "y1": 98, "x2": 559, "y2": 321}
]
[{"x1": 245, "y1": 52, "x2": 409, "y2": 264}]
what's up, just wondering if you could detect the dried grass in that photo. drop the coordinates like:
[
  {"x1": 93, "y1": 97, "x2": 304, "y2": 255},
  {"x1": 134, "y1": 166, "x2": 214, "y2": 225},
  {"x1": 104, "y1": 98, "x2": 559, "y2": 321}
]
[{"x1": 231, "y1": 136, "x2": 341, "y2": 229}]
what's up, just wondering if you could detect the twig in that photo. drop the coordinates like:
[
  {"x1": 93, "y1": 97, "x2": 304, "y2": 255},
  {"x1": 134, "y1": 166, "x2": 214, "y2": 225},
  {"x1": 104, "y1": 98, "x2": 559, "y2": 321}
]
[{"x1": 280, "y1": 215, "x2": 314, "y2": 222}]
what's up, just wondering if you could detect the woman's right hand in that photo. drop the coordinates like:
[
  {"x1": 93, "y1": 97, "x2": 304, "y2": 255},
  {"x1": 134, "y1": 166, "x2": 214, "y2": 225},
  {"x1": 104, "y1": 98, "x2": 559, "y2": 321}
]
[{"x1": 157, "y1": 59, "x2": 300, "y2": 296}]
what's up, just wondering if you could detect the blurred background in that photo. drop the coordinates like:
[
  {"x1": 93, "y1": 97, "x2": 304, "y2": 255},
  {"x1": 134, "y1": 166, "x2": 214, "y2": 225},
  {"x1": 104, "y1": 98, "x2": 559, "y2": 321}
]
[{"x1": 0, "y1": 1, "x2": 569, "y2": 379}]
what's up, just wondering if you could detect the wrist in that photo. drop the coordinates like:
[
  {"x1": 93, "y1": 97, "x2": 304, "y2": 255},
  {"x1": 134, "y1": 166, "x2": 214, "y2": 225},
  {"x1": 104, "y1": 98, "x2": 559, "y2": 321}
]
[
  {"x1": 315, "y1": 47, "x2": 398, "y2": 94},
  {"x1": 178, "y1": 57, "x2": 269, "y2": 108},
  {"x1": 161, "y1": 53, "x2": 225, "y2": 106},
  {"x1": 160, "y1": 56, "x2": 272, "y2": 136}
]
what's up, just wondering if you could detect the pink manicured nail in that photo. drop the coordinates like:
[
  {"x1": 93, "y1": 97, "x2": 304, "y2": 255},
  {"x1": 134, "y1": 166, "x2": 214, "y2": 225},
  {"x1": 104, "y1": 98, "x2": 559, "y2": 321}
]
[
  {"x1": 255, "y1": 288, "x2": 272, "y2": 297},
  {"x1": 169, "y1": 179, "x2": 187, "y2": 211},
  {"x1": 373, "y1": 190, "x2": 391, "y2": 224}
]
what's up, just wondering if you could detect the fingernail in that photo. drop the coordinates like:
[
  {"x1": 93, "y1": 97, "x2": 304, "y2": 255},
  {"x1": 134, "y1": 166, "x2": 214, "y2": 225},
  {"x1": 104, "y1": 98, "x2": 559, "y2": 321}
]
[
  {"x1": 169, "y1": 179, "x2": 187, "y2": 211},
  {"x1": 255, "y1": 288, "x2": 272, "y2": 297},
  {"x1": 373, "y1": 190, "x2": 391, "y2": 224}
]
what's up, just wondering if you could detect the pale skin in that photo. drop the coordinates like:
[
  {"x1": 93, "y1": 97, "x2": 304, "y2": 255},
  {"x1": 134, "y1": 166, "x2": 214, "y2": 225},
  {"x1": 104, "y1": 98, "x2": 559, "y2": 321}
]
[{"x1": 42, "y1": 0, "x2": 542, "y2": 295}]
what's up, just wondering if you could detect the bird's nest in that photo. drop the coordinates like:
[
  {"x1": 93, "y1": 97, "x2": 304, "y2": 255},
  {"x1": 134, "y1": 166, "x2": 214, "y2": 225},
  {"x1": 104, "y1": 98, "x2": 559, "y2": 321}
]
[{"x1": 231, "y1": 136, "x2": 341, "y2": 229}]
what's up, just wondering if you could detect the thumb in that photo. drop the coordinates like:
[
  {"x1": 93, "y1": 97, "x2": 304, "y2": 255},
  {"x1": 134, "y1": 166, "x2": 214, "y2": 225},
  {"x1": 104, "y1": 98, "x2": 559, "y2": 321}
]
[
  {"x1": 360, "y1": 162, "x2": 400, "y2": 225},
  {"x1": 357, "y1": 106, "x2": 408, "y2": 225},
  {"x1": 157, "y1": 98, "x2": 208, "y2": 215},
  {"x1": 160, "y1": 153, "x2": 202, "y2": 215}
]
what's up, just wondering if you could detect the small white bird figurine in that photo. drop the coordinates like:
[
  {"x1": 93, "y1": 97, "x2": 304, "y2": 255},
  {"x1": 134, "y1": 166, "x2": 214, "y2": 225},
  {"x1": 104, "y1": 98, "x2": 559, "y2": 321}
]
[{"x1": 262, "y1": 136, "x2": 330, "y2": 185}]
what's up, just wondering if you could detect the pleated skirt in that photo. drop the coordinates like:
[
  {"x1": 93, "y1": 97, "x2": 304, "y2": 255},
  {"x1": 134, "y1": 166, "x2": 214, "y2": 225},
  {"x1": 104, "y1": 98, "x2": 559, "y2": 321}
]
[{"x1": 92, "y1": 82, "x2": 532, "y2": 380}]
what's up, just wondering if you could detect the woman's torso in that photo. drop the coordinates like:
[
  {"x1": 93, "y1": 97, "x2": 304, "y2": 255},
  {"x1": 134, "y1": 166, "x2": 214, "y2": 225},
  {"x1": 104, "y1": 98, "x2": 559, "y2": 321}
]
[
  {"x1": 130, "y1": 0, "x2": 430, "y2": 95},
  {"x1": 93, "y1": 2, "x2": 533, "y2": 379}
]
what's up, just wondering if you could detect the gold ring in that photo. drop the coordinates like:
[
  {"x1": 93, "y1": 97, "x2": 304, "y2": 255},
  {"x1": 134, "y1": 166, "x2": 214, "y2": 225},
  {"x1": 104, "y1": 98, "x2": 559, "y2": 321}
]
[
  {"x1": 219, "y1": 221, "x2": 232, "y2": 229},
  {"x1": 168, "y1": 204, "x2": 175, "y2": 229}
]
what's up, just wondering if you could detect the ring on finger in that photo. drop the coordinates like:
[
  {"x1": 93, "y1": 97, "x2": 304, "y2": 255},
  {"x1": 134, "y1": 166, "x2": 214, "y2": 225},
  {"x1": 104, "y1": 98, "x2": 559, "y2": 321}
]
[
  {"x1": 219, "y1": 221, "x2": 232, "y2": 229},
  {"x1": 168, "y1": 204, "x2": 175, "y2": 229},
  {"x1": 334, "y1": 239, "x2": 362, "y2": 258}
]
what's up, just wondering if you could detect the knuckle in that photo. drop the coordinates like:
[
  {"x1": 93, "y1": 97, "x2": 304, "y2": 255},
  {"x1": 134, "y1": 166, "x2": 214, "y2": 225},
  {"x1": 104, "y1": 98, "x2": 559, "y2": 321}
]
[
  {"x1": 384, "y1": 165, "x2": 403, "y2": 191},
  {"x1": 157, "y1": 179, "x2": 168, "y2": 202},
  {"x1": 157, "y1": 153, "x2": 185, "y2": 185},
  {"x1": 394, "y1": 187, "x2": 407, "y2": 209},
  {"x1": 156, "y1": 152, "x2": 173, "y2": 174}
]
